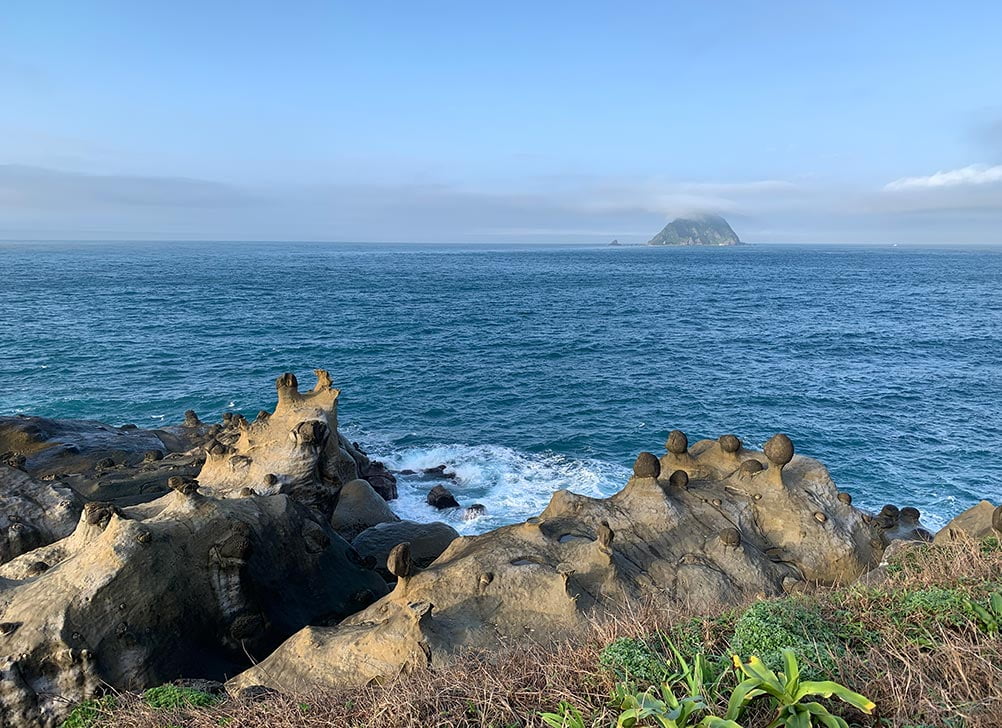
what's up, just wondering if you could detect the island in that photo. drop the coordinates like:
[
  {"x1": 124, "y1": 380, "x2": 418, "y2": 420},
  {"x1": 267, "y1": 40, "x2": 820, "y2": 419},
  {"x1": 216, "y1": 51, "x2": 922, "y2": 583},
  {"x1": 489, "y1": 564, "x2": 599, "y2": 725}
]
[{"x1": 647, "y1": 213, "x2": 742, "y2": 246}]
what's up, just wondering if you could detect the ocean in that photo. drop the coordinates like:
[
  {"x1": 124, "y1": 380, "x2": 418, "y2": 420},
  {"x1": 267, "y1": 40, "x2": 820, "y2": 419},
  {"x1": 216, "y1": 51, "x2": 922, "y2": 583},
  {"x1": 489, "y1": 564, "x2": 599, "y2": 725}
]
[{"x1": 2, "y1": 241, "x2": 1000, "y2": 534}]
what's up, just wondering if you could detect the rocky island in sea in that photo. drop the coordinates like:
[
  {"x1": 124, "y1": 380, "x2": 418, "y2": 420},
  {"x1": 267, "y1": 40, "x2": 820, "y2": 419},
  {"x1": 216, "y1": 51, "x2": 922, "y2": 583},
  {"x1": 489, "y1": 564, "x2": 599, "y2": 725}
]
[
  {"x1": 648, "y1": 214, "x2": 742, "y2": 246},
  {"x1": 1, "y1": 369, "x2": 999, "y2": 727}
]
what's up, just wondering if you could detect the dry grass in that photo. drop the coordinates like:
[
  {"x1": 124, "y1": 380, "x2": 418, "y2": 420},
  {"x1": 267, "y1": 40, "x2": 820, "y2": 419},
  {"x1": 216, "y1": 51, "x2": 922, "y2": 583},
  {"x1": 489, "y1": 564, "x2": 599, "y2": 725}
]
[{"x1": 85, "y1": 538, "x2": 1002, "y2": 728}]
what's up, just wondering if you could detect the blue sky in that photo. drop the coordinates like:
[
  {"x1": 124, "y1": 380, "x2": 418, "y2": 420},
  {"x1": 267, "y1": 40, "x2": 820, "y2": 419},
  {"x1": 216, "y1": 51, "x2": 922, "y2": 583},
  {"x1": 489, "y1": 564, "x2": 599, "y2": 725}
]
[{"x1": 2, "y1": 1, "x2": 1001, "y2": 242}]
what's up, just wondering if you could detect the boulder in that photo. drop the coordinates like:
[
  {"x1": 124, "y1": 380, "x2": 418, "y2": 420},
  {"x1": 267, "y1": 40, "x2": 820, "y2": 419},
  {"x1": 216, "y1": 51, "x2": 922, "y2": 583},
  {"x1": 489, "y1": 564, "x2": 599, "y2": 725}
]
[
  {"x1": 351, "y1": 520, "x2": 460, "y2": 579},
  {"x1": 934, "y1": 500, "x2": 1002, "y2": 544},
  {"x1": 0, "y1": 485, "x2": 388, "y2": 728},
  {"x1": 0, "y1": 465, "x2": 83, "y2": 563},
  {"x1": 330, "y1": 479, "x2": 400, "y2": 541},
  {"x1": 427, "y1": 484, "x2": 460, "y2": 509},
  {"x1": 228, "y1": 431, "x2": 886, "y2": 693}
]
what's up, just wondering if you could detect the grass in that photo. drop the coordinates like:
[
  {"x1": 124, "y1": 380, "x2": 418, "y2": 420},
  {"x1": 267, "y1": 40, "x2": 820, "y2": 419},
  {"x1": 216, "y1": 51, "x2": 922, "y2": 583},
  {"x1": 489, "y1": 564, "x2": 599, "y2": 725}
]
[{"x1": 69, "y1": 537, "x2": 1002, "y2": 728}]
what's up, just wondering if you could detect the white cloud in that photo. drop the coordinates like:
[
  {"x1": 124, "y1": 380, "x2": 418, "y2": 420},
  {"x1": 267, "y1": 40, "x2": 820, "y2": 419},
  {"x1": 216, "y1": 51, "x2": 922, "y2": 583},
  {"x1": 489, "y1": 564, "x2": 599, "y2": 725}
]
[{"x1": 884, "y1": 164, "x2": 1002, "y2": 191}]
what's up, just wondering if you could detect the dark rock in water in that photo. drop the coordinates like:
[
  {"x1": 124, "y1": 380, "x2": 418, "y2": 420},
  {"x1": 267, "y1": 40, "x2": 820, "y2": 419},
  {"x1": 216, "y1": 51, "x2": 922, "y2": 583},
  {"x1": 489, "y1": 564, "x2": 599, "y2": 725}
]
[
  {"x1": 423, "y1": 464, "x2": 457, "y2": 479},
  {"x1": 647, "y1": 214, "x2": 741, "y2": 246},
  {"x1": 427, "y1": 484, "x2": 460, "y2": 509},
  {"x1": 462, "y1": 503, "x2": 487, "y2": 520},
  {"x1": 609, "y1": 239, "x2": 621, "y2": 246}
]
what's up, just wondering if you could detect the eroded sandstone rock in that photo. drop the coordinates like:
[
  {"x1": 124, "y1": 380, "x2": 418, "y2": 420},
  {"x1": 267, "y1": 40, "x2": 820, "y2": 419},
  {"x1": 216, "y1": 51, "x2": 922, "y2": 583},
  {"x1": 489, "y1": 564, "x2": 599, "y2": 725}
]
[
  {"x1": 228, "y1": 431, "x2": 884, "y2": 693},
  {"x1": 196, "y1": 370, "x2": 393, "y2": 515},
  {"x1": 0, "y1": 486, "x2": 387, "y2": 727},
  {"x1": 0, "y1": 466, "x2": 83, "y2": 564},
  {"x1": 0, "y1": 414, "x2": 211, "y2": 505},
  {"x1": 934, "y1": 500, "x2": 1002, "y2": 543}
]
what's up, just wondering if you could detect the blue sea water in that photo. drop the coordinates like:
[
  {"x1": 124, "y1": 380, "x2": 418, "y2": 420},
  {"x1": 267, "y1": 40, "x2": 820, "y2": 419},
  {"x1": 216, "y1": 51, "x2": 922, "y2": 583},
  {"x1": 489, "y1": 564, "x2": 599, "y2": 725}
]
[{"x1": 1, "y1": 241, "x2": 1000, "y2": 534}]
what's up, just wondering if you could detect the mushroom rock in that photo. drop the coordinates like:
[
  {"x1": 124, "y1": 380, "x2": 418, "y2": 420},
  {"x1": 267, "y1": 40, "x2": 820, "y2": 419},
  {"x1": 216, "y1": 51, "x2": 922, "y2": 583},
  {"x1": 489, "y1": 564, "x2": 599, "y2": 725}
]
[
  {"x1": 0, "y1": 490, "x2": 387, "y2": 727},
  {"x1": 632, "y1": 452, "x2": 661, "y2": 479},
  {"x1": 228, "y1": 430, "x2": 883, "y2": 695},
  {"x1": 195, "y1": 370, "x2": 372, "y2": 516},
  {"x1": 718, "y1": 434, "x2": 742, "y2": 455},
  {"x1": 763, "y1": 433, "x2": 794, "y2": 475},
  {"x1": 351, "y1": 520, "x2": 460, "y2": 580}
]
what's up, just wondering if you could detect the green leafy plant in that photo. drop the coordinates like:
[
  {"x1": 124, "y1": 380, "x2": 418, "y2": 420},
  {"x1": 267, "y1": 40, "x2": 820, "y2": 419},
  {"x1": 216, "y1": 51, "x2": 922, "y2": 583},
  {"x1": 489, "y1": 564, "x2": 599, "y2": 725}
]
[
  {"x1": 725, "y1": 649, "x2": 875, "y2": 728},
  {"x1": 142, "y1": 684, "x2": 220, "y2": 709},
  {"x1": 967, "y1": 590, "x2": 1002, "y2": 634},
  {"x1": 540, "y1": 700, "x2": 586, "y2": 728},
  {"x1": 58, "y1": 696, "x2": 117, "y2": 728},
  {"x1": 729, "y1": 596, "x2": 855, "y2": 676},
  {"x1": 600, "y1": 637, "x2": 672, "y2": 685},
  {"x1": 610, "y1": 681, "x2": 741, "y2": 728}
]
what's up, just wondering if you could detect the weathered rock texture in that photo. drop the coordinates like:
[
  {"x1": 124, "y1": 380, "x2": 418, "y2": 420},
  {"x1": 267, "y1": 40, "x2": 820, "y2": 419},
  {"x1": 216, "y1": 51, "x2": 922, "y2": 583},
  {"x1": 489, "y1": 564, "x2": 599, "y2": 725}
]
[
  {"x1": 228, "y1": 432, "x2": 884, "y2": 692},
  {"x1": 196, "y1": 370, "x2": 395, "y2": 515},
  {"x1": 0, "y1": 486, "x2": 387, "y2": 727},
  {"x1": 0, "y1": 414, "x2": 211, "y2": 505},
  {"x1": 934, "y1": 500, "x2": 1002, "y2": 543},
  {"x1": 0, "y1": 465, "x2": 83, "y2": 564}
]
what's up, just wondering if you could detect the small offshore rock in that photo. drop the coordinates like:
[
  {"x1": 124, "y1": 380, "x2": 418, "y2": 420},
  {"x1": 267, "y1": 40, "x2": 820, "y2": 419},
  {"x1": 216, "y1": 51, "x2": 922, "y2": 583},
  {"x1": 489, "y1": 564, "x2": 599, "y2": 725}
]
[{"x1": 427, "y1": 485, "x2": 460, "y2": 510}]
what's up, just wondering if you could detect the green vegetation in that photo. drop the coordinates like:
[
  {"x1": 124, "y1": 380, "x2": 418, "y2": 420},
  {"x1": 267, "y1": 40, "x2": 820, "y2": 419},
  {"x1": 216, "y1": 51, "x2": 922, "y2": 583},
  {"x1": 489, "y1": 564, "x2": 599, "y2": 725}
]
[
  {"x1": 599, "y1": 637, "x2": 672, "y2": 685},
  {"x1": 551, "y1": 648, "x2": 871, "y2": 728},
  {"x1": 58, "y1": 697, "x2": 117, "y2": 728},
  {"x1": 141, "y1": 684, "x2": 220, "y2": 709}
]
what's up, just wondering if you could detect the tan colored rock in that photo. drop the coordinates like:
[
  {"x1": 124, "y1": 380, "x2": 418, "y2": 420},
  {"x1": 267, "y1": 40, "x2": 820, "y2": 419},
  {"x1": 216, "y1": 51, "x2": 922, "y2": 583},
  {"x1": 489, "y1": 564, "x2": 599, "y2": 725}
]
[
  {"x1": 0, "y1": 486, "x2": 387, "y2": 727},
  {"x1": 0, "y1": 465, "x2": 82, "y2": 564},
  {"x1": 330, "y1": 479, "x2": 400, "y2": 541},
  {"x1": 934, "y1": 500, "x2": 1002, "y2": 544},
  {"x1": 196, "y1": 370, "x2": 371, "y2": 516},
  {"x1": 228, "y1": 432, "x2": 882, "y2": 694}
]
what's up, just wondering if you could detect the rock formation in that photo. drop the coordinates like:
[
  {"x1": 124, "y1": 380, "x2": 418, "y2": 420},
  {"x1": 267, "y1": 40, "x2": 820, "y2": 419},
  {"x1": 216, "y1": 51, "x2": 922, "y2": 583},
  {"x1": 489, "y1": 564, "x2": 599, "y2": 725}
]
[
  {"x1": 934, "y1": 500, "x2": 1002, "y2": 543},
  {"x1": 647, "y1": 214, "x2": 741, "y2": 246},
  {"x1": 0, "y1": 414, "x2": 212, "y2": 505},
  {"x1": 228, "y1": 431, "x2": 885, "y2": 693},
  {"x1": 427, "y1": 484, "x2": 460, "y2": 509},
  {"x1": 330, "y1": 479, "x2": 400, "y2": 541},
  {"x1": 0, "y1": 465, "x2": 83, "y2": 564},
  {"x1": 351, "y1": 520, "x2": 460, "y2": 580},
  {"x1": 195, "y1": 370, "x2": 396, "y2": 515},
  {"x1": 0, "y1": 485, "x2": 387, "y2": 727}
]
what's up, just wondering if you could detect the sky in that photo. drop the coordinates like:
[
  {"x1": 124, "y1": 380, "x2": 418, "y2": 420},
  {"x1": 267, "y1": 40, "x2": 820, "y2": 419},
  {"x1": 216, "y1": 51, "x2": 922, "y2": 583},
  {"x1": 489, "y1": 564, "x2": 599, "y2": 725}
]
[{"x1": 1, "y1": 1, "x2": 1001, "y2": 243}]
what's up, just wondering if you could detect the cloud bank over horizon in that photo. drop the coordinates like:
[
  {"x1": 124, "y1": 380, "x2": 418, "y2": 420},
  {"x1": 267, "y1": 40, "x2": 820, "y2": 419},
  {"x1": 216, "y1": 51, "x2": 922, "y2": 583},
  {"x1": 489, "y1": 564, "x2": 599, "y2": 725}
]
[
  {"x1": 2, "y1": 3, "x2": 1001, "y2": 244},
  {"x1": 2, "y1": 162, "x2": 1001, "y2": 244}
]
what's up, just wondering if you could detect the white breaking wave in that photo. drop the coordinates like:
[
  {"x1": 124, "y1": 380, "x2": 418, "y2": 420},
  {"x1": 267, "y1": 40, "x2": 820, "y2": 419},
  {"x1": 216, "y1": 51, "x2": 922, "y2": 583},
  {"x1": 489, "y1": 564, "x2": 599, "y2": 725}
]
[{"x1": 369, "y1": 441, "x2": 631, "y2": 535}]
